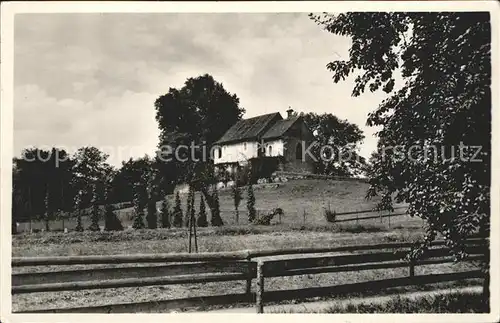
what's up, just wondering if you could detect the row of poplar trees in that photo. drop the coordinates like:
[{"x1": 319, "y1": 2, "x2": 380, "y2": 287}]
[{"x1": 70, "y1": 169, "x2": 259, "y2": 232}]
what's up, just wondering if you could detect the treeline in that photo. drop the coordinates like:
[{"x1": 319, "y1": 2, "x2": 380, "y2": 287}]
[
  {"x1": 11, "y1": 146, "x2": 177, "y2": 230},
  {"x1": 11, "y1": 144, "x2": 262, "y2": 233}
]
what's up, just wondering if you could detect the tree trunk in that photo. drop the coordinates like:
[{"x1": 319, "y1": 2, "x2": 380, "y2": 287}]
[
  {"x1": 200, "y1": 186, "x2": 223, "y2": 226},
  {"x1": 479, "y1": 216, "x2": 490, "y2": 308},
  {"x1": 193, "y1": 213, "x2": 198, "y2": 252},
  {"x1": 483, "y1": 270, "x2": 490, "y2": 309},
  {"x1": 200, "y1": 186, "x2": 214, "y2": 210},
  {"x1": 188, "y1": 214, "x2": 192, "y2": 253}
]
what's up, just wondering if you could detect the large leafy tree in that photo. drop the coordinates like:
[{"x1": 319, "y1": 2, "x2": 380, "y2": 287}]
[
  {"x1": 111, "y1": 155, "x2": 162, "y2": 203},
  {"x1": 72, "y1": 146, "x2": 114, "y2": 209},
  {"x1": 155, "y1": 74, "x2": 244, "y2": 222},
  {"x1": 112, "y1": 155, "x2": 161, "y2": 228},
  {"x1": 311, "y1": 12, "x2": 490, "y2": 299},
  {"x1": 301, "y1": 112, "x2": 366, "y2": 176}
]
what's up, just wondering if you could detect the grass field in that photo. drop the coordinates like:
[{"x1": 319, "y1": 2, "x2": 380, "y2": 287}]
[
  {"x1": 321, "y1": 290, "x2": 488, "y2": 313},
  {"x1": 269, "y1": 289, "x2": 487, "y2": 313},
  {"x1": 13, "y1": 222, "x2": 425, "y2": 257},
  {"x1": 17, "y1": 179, "x2": 415, "y2": 231},
  {"x1": 12, "y1": 224, "x2": 482, "y2": 312},
  {"x1": 13, "y1": 179, "x2": 458, "y2": 313}
]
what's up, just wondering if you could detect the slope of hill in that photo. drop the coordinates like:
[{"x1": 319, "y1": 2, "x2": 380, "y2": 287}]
[
  {"x1": 17, "y1": 179, "x2": 414, "y2": 231},
  {"x1": 115, "y1": 179, "x2": 399, "y2": 226}
]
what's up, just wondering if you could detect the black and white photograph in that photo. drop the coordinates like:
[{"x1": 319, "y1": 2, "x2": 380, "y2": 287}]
[{"x1": 1, "y1": 1, "x2": 499, "y2": 320}]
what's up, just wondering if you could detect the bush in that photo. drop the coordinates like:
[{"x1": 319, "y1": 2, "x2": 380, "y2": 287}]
[
  {"x1": 336, "y1": 224, "x2": 385, "y2": 233},
  {"x1": 88, "y1": 203, "x2": 101, "y2": 232},
  {"x1": 231, "y1": 185, "x2": 242, "y2": 223},
  {"x1": 172, "y1": 191, "x2": 183, "y2": 228},
  {"x1": 146, "y1": 199, "x2": 157, "y2": 229},
  {"x1": 75, "y1": 212, "x2": 84, "y2": 232},
  {"x1": 214, "y1": 226, "x2": 265, "y2": 236},
  {"x1": 252, "y1": 208, "x2": 283, "y2": 225},
  {"x1": 197, "y1": 195, "x2": 208, "y2": 227},
  {"x1": 132, "y1": 188, "x2": 145, "y2": 230},
  {"x1": 210, "y1": 188, "x2": 224, "y2": 226},
  {"x1": 246, "y1": 184, "x2": 256, "y2": 222},
  {"x1": 160, "y1": 199, "x2": 171, "y2": 229},
  {"x1": 324, "y1": 209, "x2": 337, "y2": 223},
  {"x1": 104, "y1": 203, "x2": 123, "y2": 231},
  {"x1": 88, "y1": 184, "x2": 102, "y2": 232},
  {"x1": 323, "y1": 291, "x2": 488, "y2": 313},
  {"x1": 252, "y1": 213, "x2": 274, "y2": 225}
]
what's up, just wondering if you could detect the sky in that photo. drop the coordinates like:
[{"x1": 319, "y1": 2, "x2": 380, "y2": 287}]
[{"x1": 14, "y1": 13, "x2": 391, "y2": 167}]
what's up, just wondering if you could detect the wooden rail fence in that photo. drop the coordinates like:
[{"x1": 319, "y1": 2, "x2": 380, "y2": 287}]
[{"x1": 12, "y1": 239, "x2": 486, "y2": 313}]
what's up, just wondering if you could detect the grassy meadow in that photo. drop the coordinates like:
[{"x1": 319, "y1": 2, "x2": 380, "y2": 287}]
[
  {"x1": 13, "y1": 178, "x2": 457, "y2": 313},
  {"x1": 269, "y1": 289, "x2": 487, "y2": 313},
  {"x1": 16, "y1": 179, "x2": 418, "y2": 232},
  {"x1": 12, "y1": 222, "x2": 482, "y2": 312}
]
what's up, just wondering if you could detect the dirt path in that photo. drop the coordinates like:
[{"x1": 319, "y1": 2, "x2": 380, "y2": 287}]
[{"x1": 205, "y1": 286, "x2": 482, "y2": 313}]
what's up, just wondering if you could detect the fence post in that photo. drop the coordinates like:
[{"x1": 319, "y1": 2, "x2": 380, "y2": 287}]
[
  {"x1": 409, "y1": 259, "x2": 415, "y2": 278},
  {"x1": 303, "y1": 209, "x2": 306, "y2": 225},
  {"x1": 256, "y1": 261, "x2": 264, "y2": 313},
  {"x1": 245, "y1": 255, "x2": 252, "y2": 296}
]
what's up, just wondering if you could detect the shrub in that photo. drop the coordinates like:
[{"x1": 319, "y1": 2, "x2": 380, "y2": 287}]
[
  {"x1": 323, "y1": 291, "x2": 488, "y2": 313},
  {"x1": 104, "y1": 204, "x2": 123, "y2": 231},
  {"x1": 247, "y1": 184, "x2": 256, "y2": 222},
  {"x1": 210, "y1": 188, "x2": 224, "y2": 226},
  {"x1": 231, "y1": 185, "x2": 242, "y2": 224},
  {"x1": 43, "y1": 188, "x2": 51, "y2": 232},
  {"x1": 214, "y1": 226, "x2": 265, "y2": 236},
  {"x1": 146, "y1": 199, "x2": 157, "y2": 229},
  {"x1": 197, "y1": 195, "x2": 208, "y2": 227},
  {"x1": 336, "y1": 224, "x2": 385, "y2": 233},
  {"x1": 252, "y1": 208, "x2": 283, "y2": 225},
  {"x1": 172, "y1": 191, "x2": 183, "y2": 228},
  {"x1": 75, "y1": 212, "x2": 84, "y2": 232},
  {"x1": 252, "y1": 213, "x2": 273, "y2": 225},
  {"x1": 160, "y1": 198, "x2": 171, "y2": 229},
  {"x1": 74, "y1": 193, "x2": 84, "y2": 232},
  {"x1": 132, "y1": 187, "x2": 146, "y2": 229},
  {"x1": 324, "y1": 209, "x2": 337, "y2": 223},
  {"x1": 88, "y1": 185, "x2": 101, "y2": 232}
]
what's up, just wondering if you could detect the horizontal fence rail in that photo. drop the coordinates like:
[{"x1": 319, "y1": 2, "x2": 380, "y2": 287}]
[
  {"x1": 12, "y1": 238, "x2": 487, "y2": 313},
  {"x1": 12, "y1": 272, "x2": 249, "y2": 294},
  {"x1": 261, "y1": 270, "x2": 484, "y2": 304},
  {"x1": 12, "y1": 251, "x2": 250, "y2": 267},
  {"x1": 331, "y1": 207, "x2": 408, "y2": 217},
  {"x1": 332, "y1": 212, "x2": 408, "y2": 223},
  {"x1": 12, "y1": 261, "x2": 257, "y2": 286},
  {"x1": 261, "y1": 247, "x2": 484, "y2": 277},
  {"x1": 271, "y1": 171, "x2": 369, "y2": 182}
]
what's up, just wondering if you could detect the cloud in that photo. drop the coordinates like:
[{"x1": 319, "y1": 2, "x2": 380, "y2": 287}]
[
  {"x1": 14, "y1": 13, "x2": 389, "y2": 166},
  {"x1": 14, "y1": 84, "x2": 159, "y2": 167}
]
